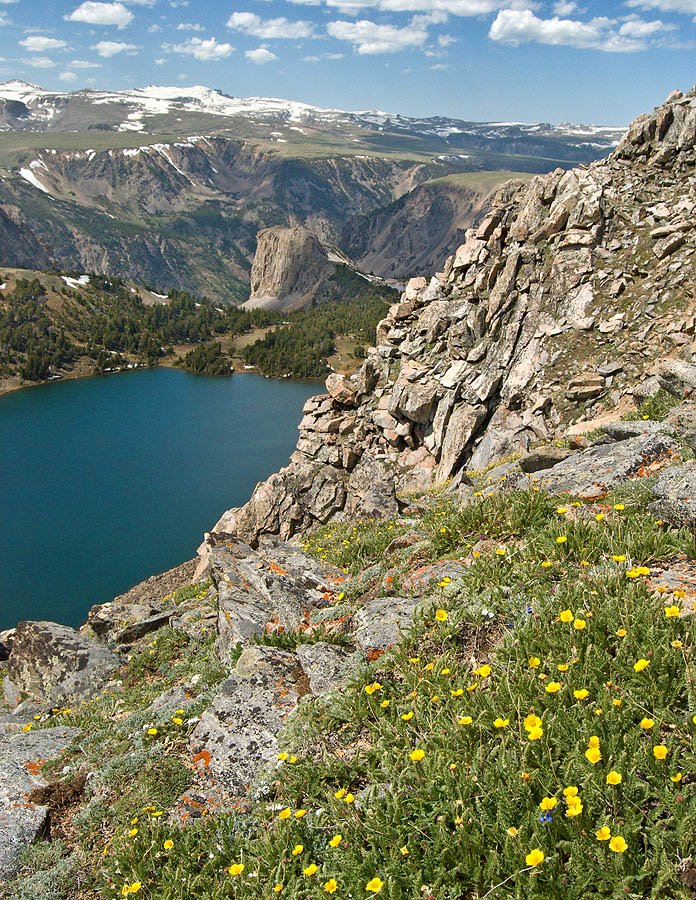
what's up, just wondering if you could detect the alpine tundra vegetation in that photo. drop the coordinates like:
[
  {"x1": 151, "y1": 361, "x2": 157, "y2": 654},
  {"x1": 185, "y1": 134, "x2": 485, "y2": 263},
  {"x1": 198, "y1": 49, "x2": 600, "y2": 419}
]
[{"x1": 0, "y1": 89, "x2": 695, "y2": 900}]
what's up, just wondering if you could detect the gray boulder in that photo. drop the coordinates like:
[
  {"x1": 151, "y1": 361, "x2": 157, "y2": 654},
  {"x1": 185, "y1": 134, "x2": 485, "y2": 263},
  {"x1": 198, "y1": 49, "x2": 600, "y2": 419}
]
[
  {"x1": 190, "y1": 646, "x2": 306, "y2": 795},
  {"x1": 649, "y1": 463, "x2": 696, "y2": 527},
  {"x1": 0, "y1": 726, "x2": 79, "y2": 879},
  {"x1": 658, "y1": 360, "x2": 696, "y2": 398},
  {"x1": 295, "y1": 642, "x2": 361, "y2": 695},
  {"x1": 7, "y1": 621, "x2": 120, "y2": 707},
  {"x1": 211, "y1": 535, "x2": 345, "y2": 663},
  {"x1": 519, "y1": 446, "x2": 573, "y2": 473},
  {"x1": 355, "y1": 596, "x2": 422, "y2": 652},
  {"x1": 535, "y1": 433, "x2": 678, "y2": 499}
]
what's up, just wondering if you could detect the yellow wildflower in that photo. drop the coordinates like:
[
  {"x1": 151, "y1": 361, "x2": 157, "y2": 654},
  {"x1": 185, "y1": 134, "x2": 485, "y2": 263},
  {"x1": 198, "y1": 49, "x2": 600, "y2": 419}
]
[
  {"x1": 228, "y1": 864, "x2": 245, "y2": 876},
  {"x1": 324, "y1": 879, "x2": 338, "y2": 894},
  {"x1": 573, "y1": 618, "x2": 587, "y2": 630},
  {"x1": 291, "y1": 845, "x2": 304, "y2": 856},
  {"x1": 539, "y1": 797, "x2": 557, "y2": 811},
  {"x1": 458, "y1": 716, "x2": 473, "y2": 726},
  {"x1": 559, "y1": 610, "x2": 574, "y2": 623},
  {"x1": 493, "y1": 717, "x2": 509, "y2": 728},
  {"x1": 653, "y1": 745, "x2": 668, "y2": 760},
  {"x1": 474, "y1": 664, "x2": 492, "y2": 678},
  {"x1": 616, "y1": 628, "x2": 627, "y2": 638},
  {"x1": 303, "y1": 864, "x2": 318, "y2": 877},
  {"x1": 524, "y1": 714, "x2": 542, "y2": 731},
  {"x1": 364, "y1": 682, "x2": 382, "y2": 695},
  {"x1": 435, "y1": 609, "x2": 448, "y2": 622},
  {"x1": 596, "y1": 826, "x2": 611, "y2": 841},
  {"x1": 639, "y1": 717, "x2": 655, "y2": 730},
  {"x1": 556, "y1": 536, "x2": 568, "y2": 544},
  {"x1": 506, "y1": 826, "x2": 519, "y2": 837},
  {"x1": 163, "y1": 839, "x2": 174, "y2": 851},
  {"x1": 671, "y1": 772, "x2": 682, "y2": 783},
  {"x1": 606, "y1": 771, "x2": 622, "y2": 785},
  {"x1": 545, "y1": 682, "x2": 561, "y2": 694},
  {"x1": 664, "y1": 605, "x2": 680, "y2": 617},
  {"x1": 633, "y1": 659, "x2": 650, "y2": 672},
  {"x1": 329, "y1": 835, "x2": 342, "y2": 848},
  {"x1": 278, "y1": 807, "x2": 291, "y2": 820},
  {"x1": 294, "y1": 809, "x2": 307, "y2": 819},
  {"x1": 574, "y1": 689, "x2": 589, "y2": 700},
  {"x1": 528, "y1": 657, "x2": 541, "y2": 668},
  {"x1": 609, "y1": 836, "x2": 628, "y2": 853},
  {"x1": 366, "y1": 877, "x2": 384, "y2": 893},
  {"x1": 525, "y1": 849, "x2": 545, "y2": 867},
  {"x1": 401, "y1": 711, "x2": 414, "y2": 721},
  {"x1": 410, "y1": 748, "x2": 425, "y2": 762},
  {"x1": 585, "y1": 747, "x2": 602, "y2": 764}
]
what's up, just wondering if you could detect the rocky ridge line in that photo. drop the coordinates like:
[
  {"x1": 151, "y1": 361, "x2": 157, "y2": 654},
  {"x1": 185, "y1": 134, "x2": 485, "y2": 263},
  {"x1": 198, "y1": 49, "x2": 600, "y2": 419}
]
[{"x1": 202, "y1": 87, "x2": 696, "y2": 550}]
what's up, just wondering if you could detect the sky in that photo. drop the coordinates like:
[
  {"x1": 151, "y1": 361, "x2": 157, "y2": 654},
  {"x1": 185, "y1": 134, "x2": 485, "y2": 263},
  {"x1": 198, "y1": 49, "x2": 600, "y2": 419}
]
[{"x1": 0, "y1": 0, "x2": 693, "y2": 124}]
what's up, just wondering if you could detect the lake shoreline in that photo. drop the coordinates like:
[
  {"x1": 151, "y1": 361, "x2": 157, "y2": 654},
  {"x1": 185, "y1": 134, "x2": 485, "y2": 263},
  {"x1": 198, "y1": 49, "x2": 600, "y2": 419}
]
[
  {"x1": 0, "y1": 357, "x2": 322, "y2": 400},
  {"x1": 0, "y1": 367, "x2": 320, "y2": 631}
]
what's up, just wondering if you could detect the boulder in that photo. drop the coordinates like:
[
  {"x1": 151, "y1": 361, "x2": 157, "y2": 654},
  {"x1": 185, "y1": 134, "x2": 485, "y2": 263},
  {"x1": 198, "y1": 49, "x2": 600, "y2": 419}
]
[
  {"x1": 212, "y1": 535, "x2": 345, "y2": 662},
  {"x1": 519, "y1": 446, "x2": 573, "y2": 473},
  {"x1": 354, "y1": 596, "x2": 422, "y2": 652},
  {"x1": 565, "y1": 373, "x2": 605, "y2": 402},
  {"x1": 190, "y1": 646, "x2": 306, "y2": 795},
  {"x1": 649, "y1": 463, "x2": 696, "y2": 527},
  {"x1": 8, "y1": 622, "x2": 120, "y2": 706},
  {"x1": 664, "y1": 402, "x2": 696, "y2": 451},
  {"x1": 325, "y1": 373, "x2": 358, "y2": 407},
  {"x1": 295, "y1": 642, "x2": 361, "y2": 695},
  {"x1": 535, "y1": 433, "x2": 678, "y2": 499},
  {"x1": 0, "y1": 726, "x2": 79, "y2": 879},
  {"x1": 658, "y1": 360, "x2": 696, "y2": 398}
]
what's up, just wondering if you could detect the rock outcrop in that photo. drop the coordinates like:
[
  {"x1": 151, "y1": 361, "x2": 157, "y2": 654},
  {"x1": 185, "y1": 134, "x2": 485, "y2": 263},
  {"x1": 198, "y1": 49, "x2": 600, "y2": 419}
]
[
  {"x1": 244, "y1": 225, "x2": 337, "y2": 311},
  {"x1": 202, "y1": 88, "x2": 696, "y2": 549},
  {"x1": 7, "y1": 621, "x2": 120, "y2": 707}
]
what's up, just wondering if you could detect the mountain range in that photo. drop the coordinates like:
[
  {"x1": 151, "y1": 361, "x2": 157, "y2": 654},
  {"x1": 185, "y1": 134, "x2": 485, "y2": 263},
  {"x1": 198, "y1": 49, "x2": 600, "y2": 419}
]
[{"x1": 0, "y1": 82, "x2": 623, "y2": 304}]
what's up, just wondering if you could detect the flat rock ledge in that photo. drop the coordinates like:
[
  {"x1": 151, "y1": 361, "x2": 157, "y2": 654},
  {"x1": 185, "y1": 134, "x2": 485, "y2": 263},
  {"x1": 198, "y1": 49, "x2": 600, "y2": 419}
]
[{"x1": 0, "y1": 726, "x2": 79, "y2": 879}]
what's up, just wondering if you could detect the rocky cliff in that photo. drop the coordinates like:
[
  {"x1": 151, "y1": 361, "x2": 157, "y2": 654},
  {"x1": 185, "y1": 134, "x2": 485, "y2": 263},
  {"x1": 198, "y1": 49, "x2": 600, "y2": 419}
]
[
  {"x1": 206, "y1": 88, "x2": 695, "y2": 547},
  {"x1": 245, "y1": 225, "x2": 338, "y2": 311}
]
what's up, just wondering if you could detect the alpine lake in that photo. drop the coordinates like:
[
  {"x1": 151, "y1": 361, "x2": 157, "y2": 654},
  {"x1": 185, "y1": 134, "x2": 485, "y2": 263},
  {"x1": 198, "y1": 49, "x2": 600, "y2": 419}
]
[{"x1": 0, "y1": 368, "x2": 320, "y2": 631}]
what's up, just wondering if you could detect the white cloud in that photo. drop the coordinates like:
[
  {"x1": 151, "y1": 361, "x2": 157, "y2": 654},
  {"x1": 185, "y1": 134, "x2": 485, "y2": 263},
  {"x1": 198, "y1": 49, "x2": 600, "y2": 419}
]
[
  {"x1": 23, "y1": 56, "x2": 56, "y2": 67},
  {"x1": 69, "y1": 58, "x2": 102, "y2": 67},
  {"x1": 553, "y1": 0, "x2": 577, "y2": 13},
  {"x1": 59, "y1": 70, "x2": 78, "y2": 81},
  {"x1": 176, "y1": 22, "x2": 204, "y2": 31},
  {"x1": 0, "y1": 13, "x2": 8, "y2": 25},
  {"x1": 20, "y1": 35, "x2": 68, "y2": 51},
  {"x1": 619, "y1": 15, "x2": 675, "y2": 35},
  {"x1": 488, "y1": 9, "x2": 671, "y2": 51},
  {"x1": 0, "y1": 1, "x2": 19, "y2": 4},
  {"x1": 164, "y1": 37, "x2": 234, "y2": 59},
  {"x1": 327, "y1": 16, "x2": 428, "y2": 52},
  {"x1": 227, "y1": 12, "x2": 315, "y2": 39},
  {"x1": 92, "y1": 39, "x2": 139, "y2": 55},
  {"x1": 65, "y1": 2, "x2": 134, "y2": 27},
  {"x1": 290, "y1": 0, "x2": 529, "y2": 15},
  {"x1": 430, "y1": 61, "x2": 448, "y2": 67},
  {"x1": 438, "y1": 33, "x2": 457, "y2": 44},
  {"x1": 625, "y1": 0, "x2": 696, "y2": 10},
  {"x1": 245, "y1": 47, "x2": 278, "y2": 63},
  {"x1": 303, "y1": 50, "x2": 345, "y2": 59}
]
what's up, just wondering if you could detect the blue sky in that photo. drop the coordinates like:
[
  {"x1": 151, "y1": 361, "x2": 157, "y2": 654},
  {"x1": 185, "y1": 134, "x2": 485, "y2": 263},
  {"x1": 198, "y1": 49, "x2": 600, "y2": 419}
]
[{"x1": 0, "y1": 0, "x2": 694, "y2": 123}]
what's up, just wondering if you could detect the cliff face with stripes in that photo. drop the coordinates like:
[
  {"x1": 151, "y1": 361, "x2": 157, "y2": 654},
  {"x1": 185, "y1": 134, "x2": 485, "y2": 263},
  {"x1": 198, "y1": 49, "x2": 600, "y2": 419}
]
[{"x1": 206, "y1": 88, "x2": 696, "y2": 549}]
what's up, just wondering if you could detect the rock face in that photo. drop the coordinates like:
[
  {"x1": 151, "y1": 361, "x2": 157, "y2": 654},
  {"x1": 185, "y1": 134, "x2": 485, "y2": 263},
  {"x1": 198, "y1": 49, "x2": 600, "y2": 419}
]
[
  {"x1": 201, "y1": 88, "x2": 696, "y2": 549},
  {"x1": 7, "y1": 621, "x2": 120, "y2": 707},
  {"x1": 244, "y1": 225, "x2": 336, "y2": 311}
]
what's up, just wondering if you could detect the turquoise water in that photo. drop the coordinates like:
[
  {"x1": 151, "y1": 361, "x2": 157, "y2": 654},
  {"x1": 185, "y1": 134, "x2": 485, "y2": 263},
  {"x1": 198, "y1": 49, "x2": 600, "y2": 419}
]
[{"x1": 0, "y1": 368, "x2": 319, "y2": 630}]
